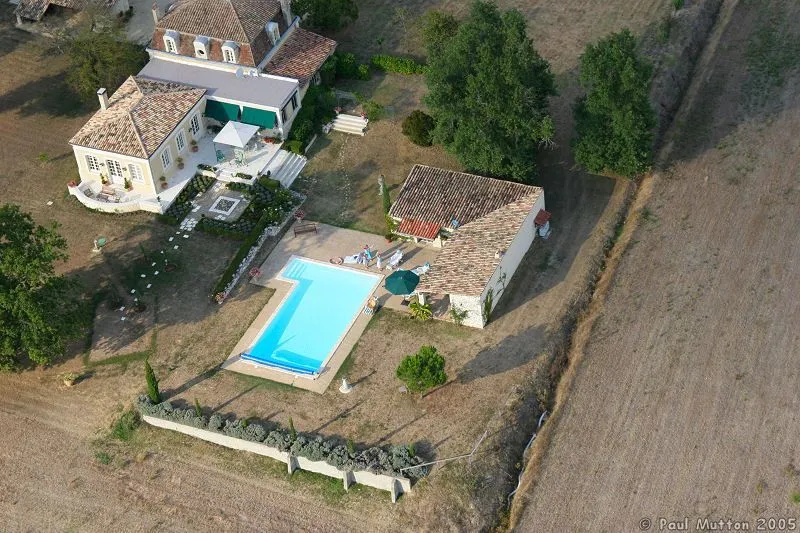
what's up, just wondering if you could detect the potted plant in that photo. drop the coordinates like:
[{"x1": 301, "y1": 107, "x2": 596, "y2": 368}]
[
  {"x1": 61, "y1": 372, "x2": 80, "y2": 387},
  {"x1": 124, "y1": 178, "x2": 132, "y2": 191},
  {"x1": 190, "y1": 139, "x2": 198, "y2": 152},
  {"x1": 161, "y1": 182, "x2": 168, "y2": 189},
  {"x1": 67, "y1": 180, "x2": 77, "y2": 187},
  {"x1": 334, "y1": 106, "x2": 342, "y2": 114},
  {"x1": 176, "y1": 157, "x2": 184, "y2": 169},
  {"x1": 100, "y1": 175, "x2": 109, "y2": 185}
]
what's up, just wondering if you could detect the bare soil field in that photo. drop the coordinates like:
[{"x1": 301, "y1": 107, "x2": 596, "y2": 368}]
[{"x1": 514, "y1": 0, "x2": 800, "y2": 529}]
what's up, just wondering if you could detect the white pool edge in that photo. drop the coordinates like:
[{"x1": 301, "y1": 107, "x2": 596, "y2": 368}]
[{"x1": 242, "y1": 255, "x2": 383, "y2": 379}]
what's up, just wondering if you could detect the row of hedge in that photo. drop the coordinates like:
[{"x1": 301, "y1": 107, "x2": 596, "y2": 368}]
[
  {"x1": 209, "y1": 186, "x2": 301, "y2": 297},
  {"x1": 370, "y1": 55, "x2": 427, "y2": 75},
  {"x1": 136, "y1": 395, "x2": 427, "y2": 480}
]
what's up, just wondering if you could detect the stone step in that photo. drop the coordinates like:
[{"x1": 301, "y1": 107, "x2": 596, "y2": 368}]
[
  {"x1": 333, "y1": 113, "x2": 368, "y2": 126},
  {"x1": 331, "y1": 123, "x2": 367, "y2": 136},
  {"x1": 274, "y1": 154, "x2": 307, "y2": 188}
]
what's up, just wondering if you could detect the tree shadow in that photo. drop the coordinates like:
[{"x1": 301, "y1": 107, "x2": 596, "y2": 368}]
[
  {"x1": 457, "y1": 323, "x2": 547, "y2": 384},
  {"x1": 374, "y1": 412, "x2": 427, "y2": 445},
  {"x1": 311, "y1": 399, "x2": 365, "y2": 433},
  {"x1": 0, "y1": 73, "x2": 89, "y2": 118}
]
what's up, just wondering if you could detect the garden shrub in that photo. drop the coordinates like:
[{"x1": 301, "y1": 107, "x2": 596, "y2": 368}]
[
  {"x1": 396, "y1": 345, "x2": 447, "y2": 393},
  {"x1": 144, "y1": 360, "x2": 160, "y2": 403},
  {"x1": 265, "y1": 429, "x2": 294, "y2": 452},
  {"x1": 243, "y1": 422, "x2": 268, "y2": 442},
  {"x1": 111, "y1": 409, "x2": 140, "y2": 441},
  {"x1": 326, "y1": 444, "x2": 355, "y2": 471},
  {"x1": 208, "y1": 414, "x2": 224, "y2": 432},
  {"x1": 160, "y1": 173, "x2": 215, "y2": 225},
  {"x1": 223, "y1": 418, "x2": 247, "y2": 439},
  {"x1": 284, "y1": 140, "x2": 304, "y2": 155},
  {"x1": 362, "y1": 100, "x2": 384, "y2": 121},
  {"x1": 370, "y1": 55, "x2": 427, "y2": 74},
  {"x1": 401, "y1": 110, "x2": 435, "y2": 146}
]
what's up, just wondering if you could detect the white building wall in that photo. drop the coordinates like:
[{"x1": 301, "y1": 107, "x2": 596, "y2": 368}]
[
  {"x1": 449, "y1": 293, "x2": 484, "y2": 329},
  {"x1": 447, "y1": 192, "x2": 546, "y2": 329},
  {"x1": 481, "y1": 192, "x2": 547, "y2": 318},
  {"x1": 72, "y1": 145, "x2": 155, "y2": 196}
]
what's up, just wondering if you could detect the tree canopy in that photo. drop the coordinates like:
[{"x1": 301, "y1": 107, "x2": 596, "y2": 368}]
[
  {"x1": 292, "y1": 0, "x2": 358, "y2": 31},
  {"x1": 396, "y1": 345, "x2": 447, "y2": 393},
  {"x1": 0, "y1": 205, "x2": 85, "y2": 370},
  {"x1": 572, "y1": 29, "x2": 656, "y2": 178},
  {"x1": 66, "y1": 25, "x2": 147, "y2": 104},
  {"x1": 423, "y1": 1, "x2": 556, "y2": 182}
]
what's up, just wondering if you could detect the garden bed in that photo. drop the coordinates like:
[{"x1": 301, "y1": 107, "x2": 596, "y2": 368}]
[{"x1": 159, "y1": 173, "x2": 216, "y2": 225}]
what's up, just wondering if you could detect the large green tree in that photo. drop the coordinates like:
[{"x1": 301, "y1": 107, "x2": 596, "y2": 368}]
[
  {"x1": 0, "y1": 205, "x2": 85, "y2": 370},
  {"x1": 573, "y1": 29, "x2": 656, "y2": 178},
  {"x1": 424, "y1": 1, "x2": 556, "y2": 182},
  {"x1": 66, "y1": 26, "x2": 147, "y2": 104},
  {"x1": 292, "y1": 0, "x2": 358, "y2": 31}
]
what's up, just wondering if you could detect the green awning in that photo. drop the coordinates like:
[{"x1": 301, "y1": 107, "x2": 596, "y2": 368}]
[
  {"x1": 241, "y1": 106, "x2": 277, "y2": 129},
  {"x1": 204, "y1": 100, "x2": 240, "y2": 123}
]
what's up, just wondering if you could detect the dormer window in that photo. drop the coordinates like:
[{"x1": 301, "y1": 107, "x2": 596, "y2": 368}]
[
  {"x1": 193, "y1": 36, "x2": 210, "y2": 59},
  {"x1": 163, "y1": 30, "x2": 179, "y2": 54},
  {"x1": 266, "y1": 21, "x2": 280, "y2": 45},
  {"x1": 221, "y1": 41, "x2": 239, "y2": 63}
]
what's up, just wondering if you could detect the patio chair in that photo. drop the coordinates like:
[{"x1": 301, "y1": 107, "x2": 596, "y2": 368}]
[
  {"x1": 385, "y1": 250, "x2": 403, "y2": 270},
  {"x1": 216, "y1": 150, "x2": 225, "y2": 163},
  {"x1": 411, "y1": 262, "x2": 431, "y2": 276},
  {"x1": 363, "y1": 297, "x2": 378, "y2": 315}
]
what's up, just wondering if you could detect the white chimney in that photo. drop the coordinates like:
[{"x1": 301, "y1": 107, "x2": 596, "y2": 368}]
[
  {"x1": 279, "y1": 0, "x2": 292, "y2": 27},
  {"x1": 97, "y1": 88, "x2": 108, "y2": 111},
  {"x1": 151, "y1": 2, "x2": 159, "y2": 24}
]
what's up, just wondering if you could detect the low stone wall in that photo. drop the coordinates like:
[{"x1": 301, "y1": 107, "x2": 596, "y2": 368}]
[
  {"x1": 68, "y1": 184, "x2": 162, "y2": 214},
  {"x1": 142, "y1": 415, "x2": 411, "y2": 501}
]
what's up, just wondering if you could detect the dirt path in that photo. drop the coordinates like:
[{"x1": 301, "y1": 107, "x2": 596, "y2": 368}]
[{"x1": 512, "y1": 0, "x2": 800, "y2": 529}]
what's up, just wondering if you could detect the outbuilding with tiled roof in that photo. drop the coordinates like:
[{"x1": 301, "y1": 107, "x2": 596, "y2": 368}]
[{"x1": 390, "y1": 165, "x2": 548, "y2": 328}]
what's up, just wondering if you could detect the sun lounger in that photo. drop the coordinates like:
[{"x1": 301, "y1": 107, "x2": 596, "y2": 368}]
[
  {"x1": 411, "y1": 262, "x2": 431, "y2": 276},
  {"x1": 385, "y1": 250, "x2": 403, "y2": 270}
]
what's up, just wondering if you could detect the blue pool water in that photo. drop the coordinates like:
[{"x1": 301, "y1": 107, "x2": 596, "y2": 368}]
[{"x1": 242, "y1": 257, "x2": 381, "y2": 374}]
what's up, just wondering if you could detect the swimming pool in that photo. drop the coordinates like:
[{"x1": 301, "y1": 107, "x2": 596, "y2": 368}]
[{"x1": 241, "y1": 257, "x2": 382, "y2": 375}]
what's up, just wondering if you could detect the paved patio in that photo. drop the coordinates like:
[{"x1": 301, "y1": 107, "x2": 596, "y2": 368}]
[{"x1": 222, "y1": 222, "x2": 440, "y2": 393}]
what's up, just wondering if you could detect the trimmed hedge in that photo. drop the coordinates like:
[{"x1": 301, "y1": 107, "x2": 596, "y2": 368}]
[
  {"x1": 159, "y1": 173, "x2": 215, "y2": 225},
  {"x1": 370, "y1": 55, "x2": 427, "y2": 75},
  {"x1": 136, "y1": 395, "x2": 428, "y2": 479}
]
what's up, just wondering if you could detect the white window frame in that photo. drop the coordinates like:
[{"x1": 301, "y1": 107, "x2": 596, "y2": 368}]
[
  {"x1": 189, "y1": 114, "x2": 201, "y2": 136},
  {"x1": 85, "y1": 154, "x2": 100, "y2": 173},
  {"x1": 221, "y1": 41, "x2": 239, "y2": 63},
  {"x1": 106, "y1": 159, "x2": 123, "y2": 179},
  {"x1": 176, "y1": 130, "x2": 186, "y2": 152},
  {"x1": 160, "y1": 148, "x2": 172, "y2": 170},
  {"x1": 128, "y1": 163, "x2": 144, "y2": 183},
  {"x1": 266, "y1": 21, "x2": 280, "y2": 45},
  {"x1": 164, "y1": 37, "x2": 177, "y2": 53},
  {"x1": 193, "y1": 36, "x2": 209, "y2": 59}
]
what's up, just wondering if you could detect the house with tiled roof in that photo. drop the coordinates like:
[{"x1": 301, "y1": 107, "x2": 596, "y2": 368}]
[
  {"x1": 67, "y1": 0, "x2": 337, "y2": 213},
  {"x1": 68, "y1": 76, "x2": 207, "y2": 213},
  {"x1": 389, "y1": 165, "x2": 550, "y2": 328}
]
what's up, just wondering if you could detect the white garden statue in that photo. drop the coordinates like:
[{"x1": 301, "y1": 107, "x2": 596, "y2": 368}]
[{"x1": 339, "y1": 377, "x2": 353, "y2": 394}]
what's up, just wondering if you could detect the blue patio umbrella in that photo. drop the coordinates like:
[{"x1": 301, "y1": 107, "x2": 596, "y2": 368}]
[{"x1": 384, "y1": 270, "x2": 420, "y2": 295}]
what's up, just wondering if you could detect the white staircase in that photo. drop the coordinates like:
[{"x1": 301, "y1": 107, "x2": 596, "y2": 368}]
[
  {"x1": 331, "y1": 113, "x2": 368, "y2": 136},
  {"x1": 266, "y1": 150, "x2": 307, "y2": 188}
]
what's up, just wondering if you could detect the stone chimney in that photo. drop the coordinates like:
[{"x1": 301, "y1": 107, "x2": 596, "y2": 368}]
[
  {"x1": 97, "y1": 88, "x2": 108, "y2": 111},
  {"x1": 279, "y1": 0, "x2": 292, "y2": 27},
  {"x1": 151, "y1": 2, "x2": 160, "y2": 24}
]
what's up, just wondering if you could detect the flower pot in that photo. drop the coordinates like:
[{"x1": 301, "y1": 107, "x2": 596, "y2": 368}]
[
  {"x1": 63, "y1": 378, "x2": 76, "y2": 387},
  {"x1": 178, "y1": 163, "x2": 185, "y2": 169},
  {"x1": 161, "y1": 182, "x2": 168, "y2": 189},
  {"x1": 191, "y1": 145, "x2": 199, "y2": 152}
]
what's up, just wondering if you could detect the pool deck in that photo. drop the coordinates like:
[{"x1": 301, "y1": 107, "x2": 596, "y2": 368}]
[{"x1": 222, "y1": 222, "x2": 440, "y2": 393}]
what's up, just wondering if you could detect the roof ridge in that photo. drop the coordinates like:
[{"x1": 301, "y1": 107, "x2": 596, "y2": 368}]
[
  {"x1": 126, "y1": 112, "x2": 149, "y2": 158},
  {"x1": 226, "y1": 0, "x2": 250, "y2": 41},
  {"x1": 457, "y1": 190, "x2": 540, "y2": 230}
]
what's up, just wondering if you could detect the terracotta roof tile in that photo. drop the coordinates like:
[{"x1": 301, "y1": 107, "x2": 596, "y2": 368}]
[
  {"x1": 264, "y1": 28, "x2": 336, "y2": 85},
  {"x1": 156, "y1": 0, "x2": 281, "y2": 43},
  {"x1": 16, "y1": 0, "x2": 112, "y2": 21},
  {"x1": 417, "y1": 195, "x2": 541, "y2": 297},
  {"x1": 389, "y1": 165, "x2": 541, "y2": 229},
  {"x1": 397, "y1": 219, "x2": 440, "y2": 240},
  {"x1": 69, "y1": 76, "x2": 205, "y2": 158}
]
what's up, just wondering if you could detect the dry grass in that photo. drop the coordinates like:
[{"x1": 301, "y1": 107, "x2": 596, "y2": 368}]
[{"x1": 513, "y1": 0, "x2": 800, "y2": 529}]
